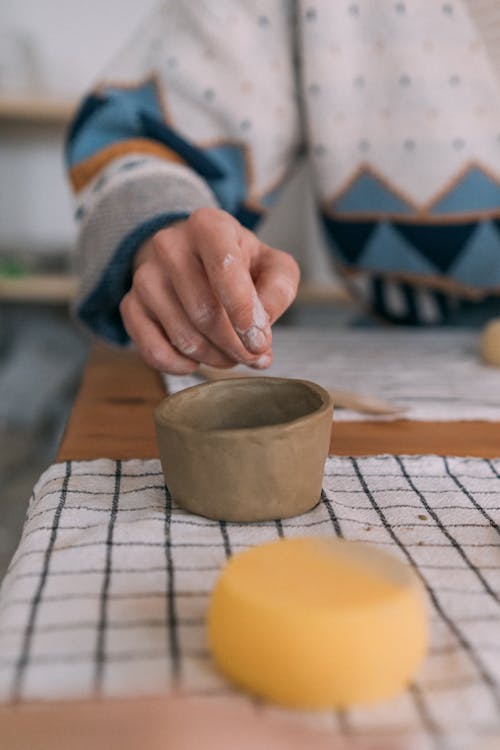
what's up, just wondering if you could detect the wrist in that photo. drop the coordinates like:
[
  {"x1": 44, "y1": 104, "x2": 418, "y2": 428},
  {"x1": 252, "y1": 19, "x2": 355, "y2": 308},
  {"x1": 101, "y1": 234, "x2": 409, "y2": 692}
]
[{"x1": 133, "y1": 236, "x2": 155, "y2": 271}]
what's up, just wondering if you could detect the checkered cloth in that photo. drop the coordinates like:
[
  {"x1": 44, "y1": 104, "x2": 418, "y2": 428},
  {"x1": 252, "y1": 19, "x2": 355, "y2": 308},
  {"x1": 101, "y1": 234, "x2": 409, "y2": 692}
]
[
  {"x1": 0, "y1": 456, "x2": 499, "y2": 749},
  {"x1": 165, "y1": 328, "x2": 500, "y2": 422}
]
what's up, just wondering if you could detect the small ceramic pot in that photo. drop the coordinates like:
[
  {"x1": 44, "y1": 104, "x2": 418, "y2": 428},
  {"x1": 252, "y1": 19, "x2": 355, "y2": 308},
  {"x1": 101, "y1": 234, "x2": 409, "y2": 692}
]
[{"x1": 154, "y1": 377, "x2": 333, "y2": 522}]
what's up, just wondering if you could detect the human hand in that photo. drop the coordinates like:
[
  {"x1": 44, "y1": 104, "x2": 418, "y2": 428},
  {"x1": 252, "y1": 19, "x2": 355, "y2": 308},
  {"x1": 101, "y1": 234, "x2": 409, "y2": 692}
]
[{"x1": 120, "y1": 208, "x2": 300, "y2": 374}]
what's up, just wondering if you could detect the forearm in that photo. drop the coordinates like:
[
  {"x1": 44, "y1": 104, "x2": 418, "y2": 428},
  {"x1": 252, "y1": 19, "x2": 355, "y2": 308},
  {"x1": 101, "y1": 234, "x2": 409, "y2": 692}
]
[
  {"x1": 65, "y1": 2, "x2": 300, "y2": 344},
  {"x1": 73, "y1": 160, "x2": 217, "y2": 344}
]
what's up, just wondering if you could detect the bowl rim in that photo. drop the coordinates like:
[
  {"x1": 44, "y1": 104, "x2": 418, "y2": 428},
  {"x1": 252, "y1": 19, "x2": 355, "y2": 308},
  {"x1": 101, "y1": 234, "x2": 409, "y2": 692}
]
[{"x1": 154, "y1": 376, "x2": 333, "y2": 436}]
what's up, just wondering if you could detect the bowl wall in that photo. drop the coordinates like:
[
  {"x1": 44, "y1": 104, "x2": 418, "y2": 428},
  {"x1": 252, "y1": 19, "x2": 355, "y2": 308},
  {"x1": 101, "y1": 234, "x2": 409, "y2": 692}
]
[{"x1": 155, "y1": 378, "x2": 333, "y2": 522}]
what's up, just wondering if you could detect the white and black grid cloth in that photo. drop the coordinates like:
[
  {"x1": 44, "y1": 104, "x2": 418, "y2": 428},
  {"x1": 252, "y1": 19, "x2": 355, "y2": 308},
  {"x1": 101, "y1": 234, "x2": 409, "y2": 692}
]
[{"x1": 0, "y1": 455, "x2": 499, "y2": 750}]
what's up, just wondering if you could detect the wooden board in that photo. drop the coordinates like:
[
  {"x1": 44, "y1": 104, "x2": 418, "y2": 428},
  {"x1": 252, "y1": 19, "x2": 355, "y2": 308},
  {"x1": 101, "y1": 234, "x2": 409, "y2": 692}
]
[
  {"x1": 0, "y1": 694, "x2": 332, "y2": 750},
  {"x1": 11, "y1": 342, "x2": 499, "y2": 746},
  {"x1": 0, "y1": 273, "x2": 76, "y2": 303},
  {"x1": 57, "y1": 344, "x2": 500, "y2": 461},
  {"x1": 0, "y1": 95, "x2": 74, "y2": 125}
]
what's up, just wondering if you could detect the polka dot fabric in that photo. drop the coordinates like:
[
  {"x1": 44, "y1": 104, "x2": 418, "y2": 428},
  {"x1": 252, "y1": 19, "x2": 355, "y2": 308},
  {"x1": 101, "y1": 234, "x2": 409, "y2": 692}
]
[
  {"x1": 68, "y1": 0, "x2": 500, "y2": 341},
  {"x1": 300, "y1": 0, "x2": 500, "y2": 204}
]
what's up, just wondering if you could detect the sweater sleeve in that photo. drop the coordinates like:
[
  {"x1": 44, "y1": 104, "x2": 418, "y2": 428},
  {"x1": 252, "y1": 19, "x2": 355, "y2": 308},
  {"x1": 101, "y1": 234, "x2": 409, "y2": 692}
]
[{"x1": 66, "y1": 0, "x2": 301, "y2": 344}]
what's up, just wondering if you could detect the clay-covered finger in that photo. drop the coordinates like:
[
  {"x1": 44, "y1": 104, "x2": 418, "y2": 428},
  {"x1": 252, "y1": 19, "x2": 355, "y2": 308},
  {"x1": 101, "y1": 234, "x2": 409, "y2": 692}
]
[
  {"x1": 253, "y1": 246, "x2": 300, "y2": 325},
  {"x1": 119, "y1": 291, "x2": 197, "y2": 374},
  {"x1": 132, "y1": 264, "x2": 236, "y2": 368},
  {"x1": 154, "y1": 226, "x2": 268, "y2": 366},
  {"x1": 188, "y1": 209, "x2": 271, "y2": 354}
]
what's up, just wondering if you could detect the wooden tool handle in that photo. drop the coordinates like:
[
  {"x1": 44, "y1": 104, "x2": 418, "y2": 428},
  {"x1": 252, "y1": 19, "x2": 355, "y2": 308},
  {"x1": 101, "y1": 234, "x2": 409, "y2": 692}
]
[{"x1": 197, "y1": 365, "x2": 407, "y2": 417}]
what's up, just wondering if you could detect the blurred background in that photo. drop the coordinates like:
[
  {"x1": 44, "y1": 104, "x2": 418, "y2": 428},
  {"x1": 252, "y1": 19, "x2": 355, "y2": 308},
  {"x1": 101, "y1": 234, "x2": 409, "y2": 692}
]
[{"x1": 0, "y1": 1, "x2": 343, "y2": 578}]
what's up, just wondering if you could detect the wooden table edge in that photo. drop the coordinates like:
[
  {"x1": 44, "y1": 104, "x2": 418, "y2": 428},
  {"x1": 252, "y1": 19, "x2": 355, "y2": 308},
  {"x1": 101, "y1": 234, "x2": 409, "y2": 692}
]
[{"x1": 57, "y1": 344, "x2": 500, "y2": 461}]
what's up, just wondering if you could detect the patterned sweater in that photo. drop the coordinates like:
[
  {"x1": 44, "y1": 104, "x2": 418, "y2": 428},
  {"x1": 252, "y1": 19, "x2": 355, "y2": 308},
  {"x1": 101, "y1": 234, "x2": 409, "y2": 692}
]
[{"x1": 66, "y1": 0, "x2": 500, "y2": 343}]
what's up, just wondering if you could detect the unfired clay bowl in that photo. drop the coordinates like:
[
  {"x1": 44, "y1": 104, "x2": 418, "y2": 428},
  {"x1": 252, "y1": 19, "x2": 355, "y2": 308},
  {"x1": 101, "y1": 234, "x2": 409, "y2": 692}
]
[{"x1": 154, "y1": 377, "x2": 333, "y2": 522}]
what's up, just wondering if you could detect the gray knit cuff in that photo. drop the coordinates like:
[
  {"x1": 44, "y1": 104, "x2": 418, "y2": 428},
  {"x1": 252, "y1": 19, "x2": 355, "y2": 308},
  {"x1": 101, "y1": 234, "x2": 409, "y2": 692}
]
[{"x1": 73, "y1": 158, "x2": 218, "y2": 343}]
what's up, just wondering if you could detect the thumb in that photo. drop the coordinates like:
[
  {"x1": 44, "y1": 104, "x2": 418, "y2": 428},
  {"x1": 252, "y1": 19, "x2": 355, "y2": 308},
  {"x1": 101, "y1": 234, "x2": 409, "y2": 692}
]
[{"x1": 253, "y1": 245, "x2": 301, "y2": 324}]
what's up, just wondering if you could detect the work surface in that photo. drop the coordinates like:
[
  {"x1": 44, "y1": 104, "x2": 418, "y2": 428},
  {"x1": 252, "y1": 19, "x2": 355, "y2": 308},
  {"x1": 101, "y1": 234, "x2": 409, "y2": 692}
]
[
  {"x1": 58, "y1": 344, "x2": 500, "y2": 461},
  {"x1": 1, "y1": 339, "x2": 498, "y2": 749}
]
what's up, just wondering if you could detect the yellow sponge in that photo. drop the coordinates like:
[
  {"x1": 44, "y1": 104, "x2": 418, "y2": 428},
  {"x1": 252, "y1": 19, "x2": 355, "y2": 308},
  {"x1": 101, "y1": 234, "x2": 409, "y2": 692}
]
[{"x1": 208, "y1": 537, "x2": 428, "y2": 708}]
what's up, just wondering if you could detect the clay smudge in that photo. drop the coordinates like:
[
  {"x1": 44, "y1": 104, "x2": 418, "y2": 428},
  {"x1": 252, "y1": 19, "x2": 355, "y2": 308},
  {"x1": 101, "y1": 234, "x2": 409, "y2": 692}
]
[
  {"x1": 222, "y1": 252, "x2": 236, "y2": 269},
  {"x1": 232, "y1": 291, "x2": 270, "y2": 354},
  {"x1": 195, "y1": 302, "x2": 216, "y2": 323},
  {"x1": 179, "y1": 341, "x2": 199, "y2": 357},
  {"x1": 243, "y1": 326, "x2": 267, "y2": 352},
  {"x1": 251, "y1": 291, "x2": 269, "y2": 330},
  {"x1": 252, "y1": 353, "x2": 272, "y2": 369}
]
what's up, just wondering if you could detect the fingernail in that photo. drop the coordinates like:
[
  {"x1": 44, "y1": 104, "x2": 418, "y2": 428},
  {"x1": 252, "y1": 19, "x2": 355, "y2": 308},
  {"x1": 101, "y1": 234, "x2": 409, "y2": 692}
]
[
  {"x1": 251, "y1": 354, "x2": 272, "y2": 369},
  {"x1": 242, "y1": 326, "x2": 268, "y2": 353}
]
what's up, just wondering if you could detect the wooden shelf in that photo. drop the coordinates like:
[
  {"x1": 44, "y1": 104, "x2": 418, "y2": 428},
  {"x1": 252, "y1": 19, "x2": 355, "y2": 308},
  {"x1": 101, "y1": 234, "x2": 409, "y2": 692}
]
[
  {"x1": 0, "y1": 94, "x2": 75, "y2": 125},
  {"x1": 0, "y1": 275, "x2": 349, "y2": 306},
  {"x1": 0, "y1": 273, "x2": 77, "y2": 303}
]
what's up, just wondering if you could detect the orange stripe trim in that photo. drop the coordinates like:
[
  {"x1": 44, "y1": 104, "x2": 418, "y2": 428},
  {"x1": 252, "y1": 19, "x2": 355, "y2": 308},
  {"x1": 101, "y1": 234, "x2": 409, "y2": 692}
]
[{"x1": 70, "y1": 138, "x2": 185, "y2": 192}]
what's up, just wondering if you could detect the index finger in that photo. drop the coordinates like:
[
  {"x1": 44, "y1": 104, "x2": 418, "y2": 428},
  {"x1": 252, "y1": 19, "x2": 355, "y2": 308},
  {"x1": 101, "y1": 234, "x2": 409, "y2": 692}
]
[{"x1": 189, "y1": 211, "x2": 271, "y2": 355}]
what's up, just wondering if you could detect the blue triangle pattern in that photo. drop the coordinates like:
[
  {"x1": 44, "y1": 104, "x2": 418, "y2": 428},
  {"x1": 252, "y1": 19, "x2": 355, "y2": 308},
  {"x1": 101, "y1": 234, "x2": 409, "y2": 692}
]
[
  {"x1": 322, "y1": 217, "x2": 378, "y2": 263},
  {"x1": 332, "y1": 172, "x2": 412, "y2": 214},
  {"x1": 431, "y1": 167, "x2": 500, "y2": 215},
  {"x1": 450, "y1": 221, "x2": 500, "y2": 288},
  {"x1": 357, "y1": 222, "x2": 437, "y2": 275},
  {"x1": 393, "y1": 223, "x2": 477, "y2": 273}
]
